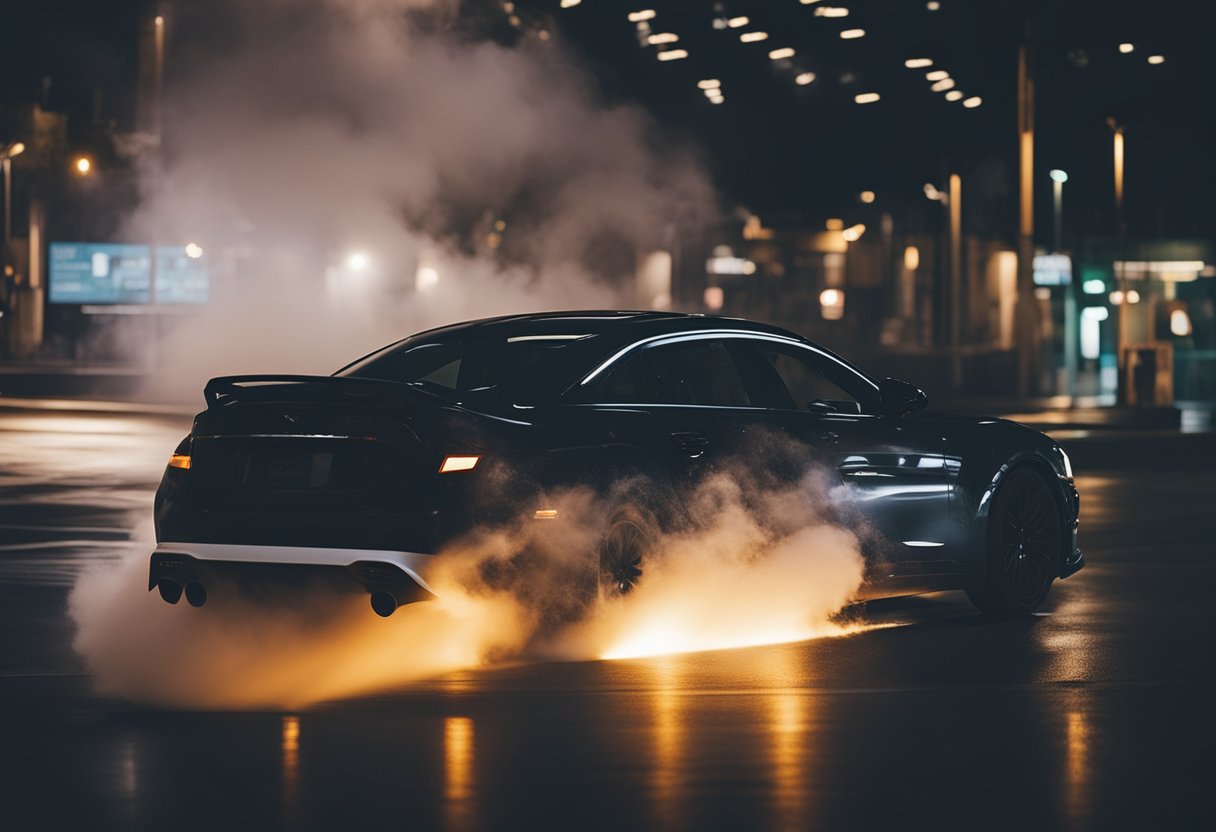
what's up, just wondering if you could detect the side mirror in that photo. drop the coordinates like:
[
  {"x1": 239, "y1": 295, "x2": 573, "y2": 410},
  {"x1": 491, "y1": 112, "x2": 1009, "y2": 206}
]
[{"x1": 879, "y1": 377, "x2": 928, "y2": 420}]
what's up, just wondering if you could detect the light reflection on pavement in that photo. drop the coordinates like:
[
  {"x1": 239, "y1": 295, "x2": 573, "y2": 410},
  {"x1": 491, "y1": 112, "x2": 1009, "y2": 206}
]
[{"x1": 0, "y1": 406, "x2": 1212, "y2": 830}]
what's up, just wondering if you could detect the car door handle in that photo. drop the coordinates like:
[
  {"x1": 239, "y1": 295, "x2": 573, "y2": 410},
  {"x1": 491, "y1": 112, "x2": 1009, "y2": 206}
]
[
  {"x1": 670, "y1": 432, "x2": 711, "y2": 458},
  {"x1": 815, "y1": 431, "x2": 839, "y2": 445}
]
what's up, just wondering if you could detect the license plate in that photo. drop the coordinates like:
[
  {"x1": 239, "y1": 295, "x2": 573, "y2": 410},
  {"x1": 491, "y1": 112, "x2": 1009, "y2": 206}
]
[{"x1": 245, "y1": 451, "x2": 313, "y2": 488}]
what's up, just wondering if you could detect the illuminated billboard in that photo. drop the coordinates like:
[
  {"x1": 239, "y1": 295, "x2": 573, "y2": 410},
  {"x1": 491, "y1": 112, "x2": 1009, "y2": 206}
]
[
  {"x1": 49, "y1": 242, "x2": 210, "y2": 305},
  {"x1": 155, "y1": 246, "x2": 210, "y2": 304},
  {"x1": 48, "y1": 243, "x2": 152, "y2": 304}
]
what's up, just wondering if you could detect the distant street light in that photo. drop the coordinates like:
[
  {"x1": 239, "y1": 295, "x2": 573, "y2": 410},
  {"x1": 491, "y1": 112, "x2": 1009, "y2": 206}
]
[
  {"x1": 73, "y1": 156, "x2": 93, "y2": 176},
  {"x1": 1110, "y1": 120, "x2": 1129, "y2": 366},
  {"x1": 1, "y1": 141, "x2": 26, "y2": 280},
  {"x1": 346, "y1": 251, "x2": 369, "y2": 271},
  {"x1": 949, "y1": 173, "x2": 963, "y2": 389},
  {"x1": 1118, "y1": 43, "x2": 1135, "y2": 54},
  {"x1": 1049, "y1": 169, "x2": 1068, "y2": 252}
]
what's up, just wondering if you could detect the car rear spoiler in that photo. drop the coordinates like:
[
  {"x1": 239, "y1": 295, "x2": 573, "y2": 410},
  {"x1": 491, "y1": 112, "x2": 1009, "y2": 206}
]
[{"x1": 203, "y1": 374, "x2": 442, "y2": 410}]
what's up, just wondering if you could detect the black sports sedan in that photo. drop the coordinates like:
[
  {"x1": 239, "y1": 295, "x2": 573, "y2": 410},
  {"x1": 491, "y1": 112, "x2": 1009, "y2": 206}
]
[{"x1": 150, "y1": 311, "x2": 1082, "y2": 618}]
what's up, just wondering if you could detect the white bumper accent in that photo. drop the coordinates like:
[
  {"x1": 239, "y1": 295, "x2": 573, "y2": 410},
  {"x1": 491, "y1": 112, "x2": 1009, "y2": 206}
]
[{"x1": 153, "y1": 542, "x2": 437, "y2": 594}]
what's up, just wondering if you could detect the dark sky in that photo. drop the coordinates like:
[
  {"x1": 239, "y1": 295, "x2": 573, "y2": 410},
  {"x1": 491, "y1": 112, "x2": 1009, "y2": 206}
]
[{"x1": 2, "y1": 0, "x2": 1213, "y2": 244}]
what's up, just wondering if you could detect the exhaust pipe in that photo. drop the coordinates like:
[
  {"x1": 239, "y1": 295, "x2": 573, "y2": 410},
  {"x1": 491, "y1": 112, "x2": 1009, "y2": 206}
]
[
  {"x1": 185, "y1": 582, "x2": 208, "y2": 608},
  {"x1": 157, "y1": 580, "x2": 183, "y2": 605},
  {"x1": 370, "y1": 591, "x2": 398, "y2": 618}
]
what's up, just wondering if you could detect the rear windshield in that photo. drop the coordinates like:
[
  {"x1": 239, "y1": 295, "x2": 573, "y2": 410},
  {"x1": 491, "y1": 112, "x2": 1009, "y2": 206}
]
[{"x1": 336, "y1": 335, "x2": 596, "y2": 404}]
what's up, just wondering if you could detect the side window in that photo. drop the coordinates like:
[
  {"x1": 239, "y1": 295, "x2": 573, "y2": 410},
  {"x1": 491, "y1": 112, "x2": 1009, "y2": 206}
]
[
  {"x1": 645, "y1": 340, "x2": 752, "y2": 406},
  {"x1": 759, "y1": 345, "x2": 873, "y2": 414},
  {"x1": 597, "y1": 352, "x2": 652, "y2": 403},
  {"x1": 352, "y1": 342, "x2": 463, "y2": 389}
]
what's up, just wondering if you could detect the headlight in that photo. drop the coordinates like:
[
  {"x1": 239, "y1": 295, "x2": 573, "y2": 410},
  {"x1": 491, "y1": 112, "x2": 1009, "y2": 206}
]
[{"x1": 1058, "y1": 447, "x2": 1074, "y2": 480}]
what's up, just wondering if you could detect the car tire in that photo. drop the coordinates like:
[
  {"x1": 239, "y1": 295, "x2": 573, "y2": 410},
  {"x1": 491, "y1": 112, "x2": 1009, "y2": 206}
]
[
  {"x1": 967, "y1": 467, "x2": 1064, "y2": 617},
  {"x1": 598, "y1": 509, "x2": 657, "y2": 597}
]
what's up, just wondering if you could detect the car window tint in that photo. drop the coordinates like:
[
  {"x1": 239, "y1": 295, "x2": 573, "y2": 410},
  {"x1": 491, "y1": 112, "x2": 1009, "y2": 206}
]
[
  {"x1": 760, "y1": 347, "x2": 864, "y2": 413},
  {"x1": 369, "y1": 342, "x2": 464, "y2": 389},
  {"x1": 646, "y1": 341, "x2": 751, "y2": 406},
  {"x1": 597, "y1": 352, "x2": 651, "y2": 402}
]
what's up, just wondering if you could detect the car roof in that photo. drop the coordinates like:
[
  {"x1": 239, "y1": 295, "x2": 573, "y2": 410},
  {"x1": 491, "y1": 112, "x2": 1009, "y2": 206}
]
[{"x1": 410, "y1": 310, "x2": 811, "y2": 343}]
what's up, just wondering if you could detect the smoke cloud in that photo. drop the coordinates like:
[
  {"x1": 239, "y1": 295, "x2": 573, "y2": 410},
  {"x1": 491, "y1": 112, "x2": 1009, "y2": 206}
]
[
  {"x1": 70, "y1": 455, "x2": 868, "y2": 709},
  {"x1": 117, "y1": 0, "x2": 714, "y2": 401},
  {"x1": 66, "y1": 1, "x2": 868, "y2": 711}
]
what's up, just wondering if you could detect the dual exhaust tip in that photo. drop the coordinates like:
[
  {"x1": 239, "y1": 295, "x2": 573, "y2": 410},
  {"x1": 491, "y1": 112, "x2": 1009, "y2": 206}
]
[
  {"x1": 156, "y1": 579, "x2": 207, "y2": 608},
  {"x1": 157, "y1": 579, "x2": 401, "y2": 618}
]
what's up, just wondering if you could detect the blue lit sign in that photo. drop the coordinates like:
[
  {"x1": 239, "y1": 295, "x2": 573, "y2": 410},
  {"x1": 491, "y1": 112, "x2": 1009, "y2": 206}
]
[
  {"x1": 155, "y1": 246, "x2": 210, "y2": 304},
  {"x1": 49, "y1": 243, "x2": 152, "y2": 304},
  {"x1": 1033, "y1": 254, "x2": 1073, "y2": 287}
]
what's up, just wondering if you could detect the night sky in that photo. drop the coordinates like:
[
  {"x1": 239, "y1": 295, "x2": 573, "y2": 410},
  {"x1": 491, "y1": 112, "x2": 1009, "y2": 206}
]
[{"x1": 2, "y1": 0, "x2": 1213, "y2": 244}]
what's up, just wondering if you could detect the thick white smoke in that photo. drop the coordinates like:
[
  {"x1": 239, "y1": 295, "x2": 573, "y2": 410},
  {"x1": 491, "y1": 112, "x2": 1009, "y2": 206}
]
[
  {"x1": 120, "y1": 0, "x2": 714, "y2": 401},
  {"x1": 66, "y1": 2, "x2": 871, "y2": 710},
  {"x1": 70, "y1": 458, "x2": 868, "y2": 710}
]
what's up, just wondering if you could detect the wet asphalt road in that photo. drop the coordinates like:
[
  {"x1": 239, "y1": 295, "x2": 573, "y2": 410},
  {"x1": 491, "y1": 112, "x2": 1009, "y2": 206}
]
[{"x1": 0, "y1": 406, "x2": 1213, "y2": 831}]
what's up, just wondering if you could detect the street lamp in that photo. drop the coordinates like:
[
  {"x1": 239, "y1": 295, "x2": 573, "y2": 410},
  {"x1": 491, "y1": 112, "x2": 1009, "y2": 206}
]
[
  {"x1": 1107, "y1": 119, "x2": 1129, "y2": 374},
  {"x1": 1049, "y1": 169, "x2": 1068, "y2": 252},
  {"x1": 72, "y1": 155, "x2": 93, "y2": 176},
  {"x1": 1, "y1": 141, "x2": 26, "y2": 275}
]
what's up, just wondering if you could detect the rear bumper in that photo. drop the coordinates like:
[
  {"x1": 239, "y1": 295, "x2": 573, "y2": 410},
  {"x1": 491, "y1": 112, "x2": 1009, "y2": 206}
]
[{"x1": 148, "y1": 542, "x2": 437, "y2": 604}]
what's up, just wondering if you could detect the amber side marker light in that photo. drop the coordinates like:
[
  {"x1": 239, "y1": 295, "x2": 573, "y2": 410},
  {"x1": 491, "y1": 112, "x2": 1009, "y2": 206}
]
[
  {"x1": 439, "y1": 455, "x2": 481, "y2": 474},
  {"x1": 534, "y1": 509, "x2": 559, "y2": 520},
  {"x1": 168, "y1": 454, "x2": 192, "y2": 470}
]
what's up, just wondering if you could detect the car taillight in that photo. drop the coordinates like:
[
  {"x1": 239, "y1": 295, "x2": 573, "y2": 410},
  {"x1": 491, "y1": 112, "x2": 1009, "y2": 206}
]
[
  {"x1": 438, "y1": 455, "x2": 481, "y2": 474},
  {"x1": 168, "y1": 436, "x2": 192, "y2": 470}
]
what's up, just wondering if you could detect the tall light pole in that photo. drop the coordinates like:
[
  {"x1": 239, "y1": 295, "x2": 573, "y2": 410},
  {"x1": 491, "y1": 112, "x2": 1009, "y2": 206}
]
[
  {"x1": 153, "y1": 15, "x2": 165, "y2": 141},
  {"x1": 1049, "y1": 169, "x2": 1076, "y2": 398},
  {"x1": 1015, "y1": 42, "x2": 1039, "y2": 398},
  {"x1": 1, "y1": 141, "x2": 25, "y2": 275},
  {"x1": 948, "y1": 173, "x2": 963, "y2": 390},
  {"x1": 1049, "y1": 169, "x2": 1068, "y2": 253},
  {"x1": 1109, "y1": 120, "x2": 1129, "y2": 399}
]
